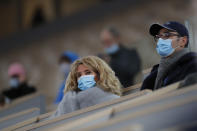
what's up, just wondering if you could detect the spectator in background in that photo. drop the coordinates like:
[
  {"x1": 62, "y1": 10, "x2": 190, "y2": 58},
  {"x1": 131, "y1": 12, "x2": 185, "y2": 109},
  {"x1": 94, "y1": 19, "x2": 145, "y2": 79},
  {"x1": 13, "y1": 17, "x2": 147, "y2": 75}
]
[
  {"x1": 2, "y1": 63, "x2": 36, "y2": 102},
  {"x1": 50, "y1": 56, "x2": 122, "y2": 119},
  {"x1": 141, "y1": 21, "x2": 197, "y2": 91},
  {"x1": 100, "y1": 27, "x2": 141, "y2": 87},
  {"x1": 97, "y1": 53, "x2": 111, "y2": 64},
  {"x1": 55, "y1": 51, "x2": 79, "y2": 104},
  {"x1": 31, "y1": 7, "x2": 46, "y2": 28}
]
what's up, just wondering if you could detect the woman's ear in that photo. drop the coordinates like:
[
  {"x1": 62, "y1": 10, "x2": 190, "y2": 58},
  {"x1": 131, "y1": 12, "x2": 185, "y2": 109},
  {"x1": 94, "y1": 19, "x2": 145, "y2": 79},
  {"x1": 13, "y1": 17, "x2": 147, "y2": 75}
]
[{"x1": 94, "y1": 73, "x2": 100, "y2": 82}]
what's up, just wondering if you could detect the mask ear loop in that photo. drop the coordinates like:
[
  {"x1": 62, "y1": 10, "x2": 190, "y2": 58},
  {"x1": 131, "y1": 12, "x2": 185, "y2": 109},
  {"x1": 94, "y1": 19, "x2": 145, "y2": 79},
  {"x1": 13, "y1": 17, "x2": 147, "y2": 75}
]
[
  {"x1": 174, "y1": 35, "x2": 185, "y2": 48},
  {"x1": 171, "y1": 36, "x2": 181, "y2": 50}
]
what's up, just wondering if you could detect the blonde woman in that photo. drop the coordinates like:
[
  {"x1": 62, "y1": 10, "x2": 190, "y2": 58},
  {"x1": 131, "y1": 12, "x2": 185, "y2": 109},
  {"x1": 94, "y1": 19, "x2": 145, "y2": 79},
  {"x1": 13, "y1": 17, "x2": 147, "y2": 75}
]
[{"x1": 50, "y1": 56, "x2": 122, "y2": 118}]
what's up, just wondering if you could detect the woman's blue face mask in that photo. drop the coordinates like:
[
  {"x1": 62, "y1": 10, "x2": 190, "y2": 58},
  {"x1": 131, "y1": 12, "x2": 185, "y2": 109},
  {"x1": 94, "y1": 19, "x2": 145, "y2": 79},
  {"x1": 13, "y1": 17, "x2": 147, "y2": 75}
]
[{"x1": 77, "y1": 75, "x2": 96, "y2": 91}]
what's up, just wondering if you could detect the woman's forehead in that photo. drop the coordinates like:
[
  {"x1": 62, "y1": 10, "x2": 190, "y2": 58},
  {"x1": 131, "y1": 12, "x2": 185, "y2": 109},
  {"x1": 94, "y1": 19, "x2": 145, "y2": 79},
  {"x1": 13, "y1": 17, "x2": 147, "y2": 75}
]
[{"x1": 77, "y1": 64, "x2": 91, "y2": 73}]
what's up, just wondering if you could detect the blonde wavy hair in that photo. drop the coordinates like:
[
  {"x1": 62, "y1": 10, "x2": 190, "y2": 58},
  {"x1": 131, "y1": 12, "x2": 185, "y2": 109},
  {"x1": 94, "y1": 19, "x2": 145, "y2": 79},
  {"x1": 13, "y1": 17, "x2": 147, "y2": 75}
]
[{"x1": 64, "y1": 56, "x2": 122, "y2": 96}]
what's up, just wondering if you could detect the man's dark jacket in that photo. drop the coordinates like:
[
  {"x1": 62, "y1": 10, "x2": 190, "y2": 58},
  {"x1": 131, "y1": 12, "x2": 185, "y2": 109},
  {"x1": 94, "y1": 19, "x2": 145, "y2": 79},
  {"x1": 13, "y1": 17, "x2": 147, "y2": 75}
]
[
  {"x1": 2, "y1": 82, "x2": 36, "y2": 100},
  {"x1": 141, "y1": 52, "x2": 197, "y2": 90},
  {"x1": 109, "y1": 45, "x2": 141, "y2": 87}
]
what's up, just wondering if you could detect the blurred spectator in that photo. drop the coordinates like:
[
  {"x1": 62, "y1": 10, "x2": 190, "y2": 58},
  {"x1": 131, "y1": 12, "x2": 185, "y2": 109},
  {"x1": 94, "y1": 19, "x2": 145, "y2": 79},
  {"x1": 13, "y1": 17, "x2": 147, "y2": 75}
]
[
  {"x1": 100, "y1": 26, "x2": 141, "y2": 87},
  {"x1": 55, "y1": 51, "x2": 79, "y2": 104},
  {"x1": 141, "y1": 21, "x2": 197, "y2": 91},
  {"x1": 97, "y1": 53, "x2": 110, "y2": 64},
  {"x1": 31, "y1": 7, "x2": 46, "y2": 28},
  {"x1": 2, "y1": 63, "x2": 36, "y2": 102},
  {"x1": 50, "y1": 56, "x2": 122, "y2": 119}
]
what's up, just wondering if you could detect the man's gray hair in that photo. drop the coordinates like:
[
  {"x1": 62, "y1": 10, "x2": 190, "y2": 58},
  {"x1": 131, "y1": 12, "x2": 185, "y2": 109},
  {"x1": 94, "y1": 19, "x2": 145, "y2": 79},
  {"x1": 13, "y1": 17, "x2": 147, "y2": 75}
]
[{"x1": 105, "y1": 26, "x2": 120, "y2": 38}]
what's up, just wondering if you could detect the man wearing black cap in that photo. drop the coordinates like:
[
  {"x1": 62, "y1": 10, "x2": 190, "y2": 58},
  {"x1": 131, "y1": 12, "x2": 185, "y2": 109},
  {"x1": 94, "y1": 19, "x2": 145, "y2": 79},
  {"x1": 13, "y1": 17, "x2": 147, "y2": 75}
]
[{"x1": 141, "y1": 21, "x2": 197, "y2": 90}]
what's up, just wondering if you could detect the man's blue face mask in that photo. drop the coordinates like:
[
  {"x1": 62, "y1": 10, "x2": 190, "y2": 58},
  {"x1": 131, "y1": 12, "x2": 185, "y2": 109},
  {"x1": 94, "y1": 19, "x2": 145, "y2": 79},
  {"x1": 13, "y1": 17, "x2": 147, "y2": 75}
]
[
  {"x1": 104, "y1": 44, "x2": 119, "y2": 55},
  {"x1": 78, "y1": 75, "x2": 96, "y2": 91},
  {"x1": 156, "y1": 38, "x2": 176, "y2": 57}
]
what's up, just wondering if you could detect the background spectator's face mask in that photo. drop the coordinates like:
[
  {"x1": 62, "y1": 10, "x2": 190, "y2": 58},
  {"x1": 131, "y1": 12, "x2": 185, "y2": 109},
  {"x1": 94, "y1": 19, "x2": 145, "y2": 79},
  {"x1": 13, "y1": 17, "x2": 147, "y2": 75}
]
[
  {"x1": 9, "y1": 77, "x2": 20, "y2": 88},
  {"x1": 156, "y1": 38, "x2": 179, "y2": 57},
  {"x1": 77, "y1": 75, "x2": 96, "y2": 91},
  {"x1": 60, "y1": 62, "x2": 71, "y2": 75},
  {"x1": 104, "y1": 44, "x2": 119, "y2": 54}
]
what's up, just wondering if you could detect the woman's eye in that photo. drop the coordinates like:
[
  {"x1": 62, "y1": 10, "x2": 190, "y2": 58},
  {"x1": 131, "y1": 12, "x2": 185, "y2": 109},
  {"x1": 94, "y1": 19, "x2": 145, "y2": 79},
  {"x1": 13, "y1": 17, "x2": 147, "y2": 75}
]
[{"x1": 86, "y1": 71, "x2": 91, "y2": 75}]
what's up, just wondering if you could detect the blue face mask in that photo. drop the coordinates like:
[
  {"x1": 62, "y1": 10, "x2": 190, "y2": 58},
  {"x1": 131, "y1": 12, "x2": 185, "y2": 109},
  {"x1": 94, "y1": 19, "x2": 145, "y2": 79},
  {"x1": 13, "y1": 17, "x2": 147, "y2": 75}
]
[
  {"x1": 9, "y1": 78, "x2": 20, "y2": 88},
  {"x1": 156, "y1": 38, "x2": 175, "y2": 57},
  {"x1": 104, "y1": 44, "x2": 119, "y2": 54},
  {"x1": 60, "y1": 63, "x2": 71, "y2": 76},
  {"x1": 78, "y1": 75, "x2": 96, "y2": 91}
]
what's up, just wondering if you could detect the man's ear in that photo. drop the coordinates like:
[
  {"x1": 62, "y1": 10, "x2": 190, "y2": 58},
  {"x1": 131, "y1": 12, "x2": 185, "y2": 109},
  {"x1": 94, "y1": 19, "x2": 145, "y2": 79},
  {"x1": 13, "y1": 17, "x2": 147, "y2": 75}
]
[{"x1": 179, "y1": 36, "x2": 188, "y2": 47}]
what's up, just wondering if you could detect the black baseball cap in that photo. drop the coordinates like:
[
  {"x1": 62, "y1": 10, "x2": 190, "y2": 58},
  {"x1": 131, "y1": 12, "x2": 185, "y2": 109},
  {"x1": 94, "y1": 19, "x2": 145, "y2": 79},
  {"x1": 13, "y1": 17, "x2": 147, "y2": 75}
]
[{"x1": 149, "y1": 21, "x2": 189, "y2": 46}]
